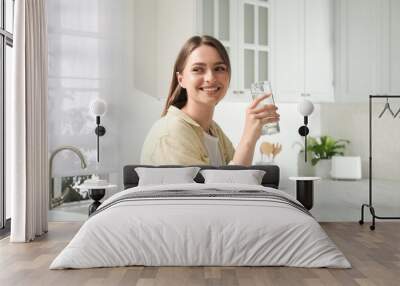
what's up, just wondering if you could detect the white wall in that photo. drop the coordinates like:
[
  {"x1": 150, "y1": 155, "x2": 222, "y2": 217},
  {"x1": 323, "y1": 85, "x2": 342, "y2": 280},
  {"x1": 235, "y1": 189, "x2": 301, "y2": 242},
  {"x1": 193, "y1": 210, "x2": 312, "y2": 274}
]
[
  {"x1": 47, "y1": 0, "x2": 197, "y2": 191},
  {"x1": 133, "y1": 0, "x2": 157, "y2": 97},
  {"x1": 118, "y1": 89, "x2": 162, "y2": 172},
  {"x1": 47, "y1": 0, "x2": 134, "y2": 186},
  {"x1": 134, "y1": 0, "x2": 197, "y2": 99},
  {"x1": 155, "y1": 0, "x2": 197, "y2": 99},
  {"x1": 320, "y1": 102, "x2": 400, "y2": 180},
  {"x1": 214, "y1": 101, "x2": 322, "y2": 187}
]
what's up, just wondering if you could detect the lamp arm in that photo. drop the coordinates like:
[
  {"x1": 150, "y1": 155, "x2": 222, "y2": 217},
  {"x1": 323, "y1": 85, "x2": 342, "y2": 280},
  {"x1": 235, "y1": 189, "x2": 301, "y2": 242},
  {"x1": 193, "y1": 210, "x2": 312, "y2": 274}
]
[
  {"x1": 96, "y1": 117, "x2": 100, "y2": 163},
  {"x1": 304, "y1": 116, "x2": 308, "y2": 162},
  {"x1": 305, "y1": 133, "x2": 307, "y2": 162}
]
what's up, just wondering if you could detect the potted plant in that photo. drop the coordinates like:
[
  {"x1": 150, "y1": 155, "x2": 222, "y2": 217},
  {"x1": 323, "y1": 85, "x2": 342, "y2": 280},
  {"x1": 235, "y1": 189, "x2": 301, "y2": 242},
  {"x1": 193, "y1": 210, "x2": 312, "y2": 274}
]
[{"x1": 306, "y1": 136, "x2": 350, "y2": 178}]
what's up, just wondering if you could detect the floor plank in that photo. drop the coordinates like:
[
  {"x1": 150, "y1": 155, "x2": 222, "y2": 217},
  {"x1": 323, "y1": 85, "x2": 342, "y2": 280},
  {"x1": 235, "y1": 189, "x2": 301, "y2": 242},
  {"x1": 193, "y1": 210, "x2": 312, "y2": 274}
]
[{"x1": 0, "y1": 222, "x2": 399, "y2": 286}]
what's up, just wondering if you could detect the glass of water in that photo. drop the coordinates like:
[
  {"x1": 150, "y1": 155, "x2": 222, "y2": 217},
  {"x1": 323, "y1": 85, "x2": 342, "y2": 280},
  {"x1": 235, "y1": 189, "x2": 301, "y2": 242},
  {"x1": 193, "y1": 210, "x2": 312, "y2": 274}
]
[{"x1": 250, "y1": 81, "x2": 280, "y2": 135}]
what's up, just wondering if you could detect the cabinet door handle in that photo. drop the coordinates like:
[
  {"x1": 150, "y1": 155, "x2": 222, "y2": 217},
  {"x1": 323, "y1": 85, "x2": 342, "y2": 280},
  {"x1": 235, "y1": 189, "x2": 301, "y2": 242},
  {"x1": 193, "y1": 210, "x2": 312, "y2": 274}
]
[
  {"x1": 239, "y1": 91, "x2": 245, "y2": 94},
  {"x1": 301, "y1": 93, "x2": 311, "y2": 97}
]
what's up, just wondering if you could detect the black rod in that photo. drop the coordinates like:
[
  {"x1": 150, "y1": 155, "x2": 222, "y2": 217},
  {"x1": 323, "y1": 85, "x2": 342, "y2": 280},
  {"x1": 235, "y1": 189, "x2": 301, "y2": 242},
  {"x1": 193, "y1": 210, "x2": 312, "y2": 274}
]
[
  {"x1": 369, "y1": 95, "x2": 372, "y2": 206},
  {"x1": 370, "y1": 95, "x2": 400, "y2": 98},
  {"x1": 96, "y1": 116, "x2": 100, "y2": 163},
  {"x1": 305, "y1": 134, "x2": 307, "y2": 162},
  {"x1": 304, "y1": 116, "x2": 308, "y2": 162},
  {"x1": 97, "y1": 128, "x2": 99, "y2": 163}
]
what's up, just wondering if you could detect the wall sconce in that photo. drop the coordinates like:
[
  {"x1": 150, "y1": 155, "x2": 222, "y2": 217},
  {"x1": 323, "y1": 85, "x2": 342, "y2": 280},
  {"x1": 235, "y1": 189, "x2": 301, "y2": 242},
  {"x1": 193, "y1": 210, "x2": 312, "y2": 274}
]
[
  {"x1": 90, "y1": 98, "x2": 107, "y2": 163},
  {"x1": 297, "y1": 96, "x2": 314, "y2": 162}
]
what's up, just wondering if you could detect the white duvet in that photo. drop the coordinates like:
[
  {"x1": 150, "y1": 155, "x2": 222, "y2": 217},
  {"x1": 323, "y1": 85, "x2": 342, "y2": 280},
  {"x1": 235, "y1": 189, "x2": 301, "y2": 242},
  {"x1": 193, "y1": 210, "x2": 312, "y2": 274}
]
[{"x1": 50, "y1": 183, "x2": 351, "y2": 269}]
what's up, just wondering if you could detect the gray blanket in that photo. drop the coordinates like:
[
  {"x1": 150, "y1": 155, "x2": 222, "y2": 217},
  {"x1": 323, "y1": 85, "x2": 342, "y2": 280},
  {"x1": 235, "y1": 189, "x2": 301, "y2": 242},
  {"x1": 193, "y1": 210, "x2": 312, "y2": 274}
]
[{"x1": 92, "y1": 188, "x2": 311, "y2": 217}]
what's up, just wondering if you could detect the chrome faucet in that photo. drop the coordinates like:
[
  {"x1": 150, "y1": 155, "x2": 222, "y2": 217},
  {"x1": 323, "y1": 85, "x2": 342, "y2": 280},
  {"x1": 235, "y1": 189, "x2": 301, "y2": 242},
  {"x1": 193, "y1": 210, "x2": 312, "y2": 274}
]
[{"x1": 49, "y1": 145, "x2": 87, "y2": 209}]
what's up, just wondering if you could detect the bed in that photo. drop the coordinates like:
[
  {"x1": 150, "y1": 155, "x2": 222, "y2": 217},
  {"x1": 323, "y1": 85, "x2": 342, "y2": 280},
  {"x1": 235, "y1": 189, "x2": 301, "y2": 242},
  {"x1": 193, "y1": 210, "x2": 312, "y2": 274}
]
[{"x1": 50, "y1": 165, "x2": 351, "y2": 269}]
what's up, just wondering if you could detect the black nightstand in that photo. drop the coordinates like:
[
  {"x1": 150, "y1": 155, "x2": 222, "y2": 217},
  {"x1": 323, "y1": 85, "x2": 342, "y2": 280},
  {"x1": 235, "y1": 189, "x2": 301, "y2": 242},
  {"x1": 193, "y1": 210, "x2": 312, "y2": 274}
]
[
  {"x1": 87, "y1": 188, "x2": 106, "y2": 215},
  {"x1": 76, "y1": 184, "x2": 117, "y2": 215},
  {"x1": 289, "y1": 177, "x2": 320, "y2": 210}
]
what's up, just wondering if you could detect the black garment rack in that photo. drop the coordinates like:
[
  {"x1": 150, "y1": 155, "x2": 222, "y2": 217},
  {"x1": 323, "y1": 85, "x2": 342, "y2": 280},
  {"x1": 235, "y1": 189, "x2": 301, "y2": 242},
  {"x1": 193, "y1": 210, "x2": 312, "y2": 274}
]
[{"x1": 359, "y1": 95, "x2": 400, "y2": 230}]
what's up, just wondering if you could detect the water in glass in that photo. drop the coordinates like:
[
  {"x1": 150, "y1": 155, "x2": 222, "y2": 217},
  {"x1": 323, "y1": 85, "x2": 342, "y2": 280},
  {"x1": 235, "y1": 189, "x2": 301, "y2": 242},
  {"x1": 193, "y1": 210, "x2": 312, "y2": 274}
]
[{"x1": 250, "y1": 81, "x2": 280, "y2": 135}]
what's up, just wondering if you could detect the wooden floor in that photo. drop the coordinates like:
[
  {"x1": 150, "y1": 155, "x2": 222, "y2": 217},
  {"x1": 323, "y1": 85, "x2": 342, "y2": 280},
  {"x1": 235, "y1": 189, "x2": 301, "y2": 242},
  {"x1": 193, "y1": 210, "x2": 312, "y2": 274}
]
[{"x1": 0, "y1": 222, "x2": 399, "y2": 286}]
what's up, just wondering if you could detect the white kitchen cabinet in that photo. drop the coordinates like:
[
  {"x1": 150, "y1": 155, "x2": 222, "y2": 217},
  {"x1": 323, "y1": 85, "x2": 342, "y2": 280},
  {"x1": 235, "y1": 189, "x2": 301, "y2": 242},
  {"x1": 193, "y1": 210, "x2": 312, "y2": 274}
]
[
  {"x1": 197, "y1": 0, "x2": 271, "y2": 101},
  {"x1": 304, "y1": 0, "x2": 334, "y2": 102},
  {"x1": 335, "y1": 0, "x2": 400, "y2": 102},
  {"x1": 272, "y1": 0, "x2": 334, "y2": 103},
  {"x1": 198, "y1": 0, "x2": 334, "y2": 102},
  {"x1": 335, "y1": 0, "x2": 379, "y2": 102},
  {"x1": 135, "y1": 0, "x2": 335, "y2": 103}
]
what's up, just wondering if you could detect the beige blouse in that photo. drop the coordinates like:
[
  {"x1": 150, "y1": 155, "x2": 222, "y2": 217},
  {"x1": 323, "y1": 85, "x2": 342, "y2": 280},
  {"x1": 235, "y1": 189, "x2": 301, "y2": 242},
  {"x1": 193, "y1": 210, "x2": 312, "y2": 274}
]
[{"x1": 140, "y1": 106, "x2": 235, "y2": 165}]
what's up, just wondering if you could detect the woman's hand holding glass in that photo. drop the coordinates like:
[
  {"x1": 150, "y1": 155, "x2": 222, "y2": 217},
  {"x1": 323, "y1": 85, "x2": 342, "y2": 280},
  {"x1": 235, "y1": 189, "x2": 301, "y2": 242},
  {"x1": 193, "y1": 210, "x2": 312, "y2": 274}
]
[
  {"x1": 243, "y1": 93, "x2": 280, "y2": 144},
  {"x1": 250, "y1": 81, "x2": 280, "y2": 136}
]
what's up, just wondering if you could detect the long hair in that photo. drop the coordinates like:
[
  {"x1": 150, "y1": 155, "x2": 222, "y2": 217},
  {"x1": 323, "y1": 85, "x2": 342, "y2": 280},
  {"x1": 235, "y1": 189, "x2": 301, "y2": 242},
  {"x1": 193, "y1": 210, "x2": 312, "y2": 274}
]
[{"x1": 161, "y1": 35, "x2": 231, "y2": 116}]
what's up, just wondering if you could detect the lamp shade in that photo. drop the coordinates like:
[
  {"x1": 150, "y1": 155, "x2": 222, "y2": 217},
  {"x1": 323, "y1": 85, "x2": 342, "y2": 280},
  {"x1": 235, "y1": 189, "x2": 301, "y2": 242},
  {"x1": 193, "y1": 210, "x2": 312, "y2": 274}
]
[
  {"x1": 297, "y1": 99, "x2": 314, "y2": 116},
  {"x1": 90, "y1": 98, "x2": 107, "y2": 116}
]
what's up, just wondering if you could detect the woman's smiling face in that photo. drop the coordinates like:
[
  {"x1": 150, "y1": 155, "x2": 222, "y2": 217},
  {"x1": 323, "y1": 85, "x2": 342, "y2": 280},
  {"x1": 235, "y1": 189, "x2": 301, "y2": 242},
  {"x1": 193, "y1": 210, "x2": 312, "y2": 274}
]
[{"x1": 177, "y1": 45, "x2": 230, "y2": 107}]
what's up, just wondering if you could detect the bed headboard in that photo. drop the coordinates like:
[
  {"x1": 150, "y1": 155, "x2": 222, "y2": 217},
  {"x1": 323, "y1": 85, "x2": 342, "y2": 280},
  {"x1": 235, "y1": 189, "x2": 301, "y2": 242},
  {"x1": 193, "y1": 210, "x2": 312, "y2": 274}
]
[{"x1": 123, "y1": 165, "x2": 280, "y2": 189}]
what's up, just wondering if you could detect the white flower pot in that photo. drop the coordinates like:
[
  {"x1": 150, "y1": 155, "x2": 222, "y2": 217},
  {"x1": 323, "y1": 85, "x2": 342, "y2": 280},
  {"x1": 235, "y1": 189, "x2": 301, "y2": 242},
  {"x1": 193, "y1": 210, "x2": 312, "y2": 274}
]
[{"x1": 315, "y1": 159, "x2": 332, "y2": 178}]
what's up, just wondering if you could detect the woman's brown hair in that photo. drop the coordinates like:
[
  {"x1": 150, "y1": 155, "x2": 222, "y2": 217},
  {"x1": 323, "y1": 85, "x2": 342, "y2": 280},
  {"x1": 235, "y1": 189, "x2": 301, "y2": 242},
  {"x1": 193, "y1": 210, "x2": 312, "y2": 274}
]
[{"x1": 161, "y1": 35, "x2": 231, "y2": 116}]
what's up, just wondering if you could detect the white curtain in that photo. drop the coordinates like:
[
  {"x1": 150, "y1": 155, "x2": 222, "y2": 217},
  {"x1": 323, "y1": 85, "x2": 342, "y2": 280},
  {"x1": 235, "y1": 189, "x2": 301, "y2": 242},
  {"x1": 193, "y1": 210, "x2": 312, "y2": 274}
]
[{"x1": 10, "y1": 0, "x2": 49, "y2": 242}]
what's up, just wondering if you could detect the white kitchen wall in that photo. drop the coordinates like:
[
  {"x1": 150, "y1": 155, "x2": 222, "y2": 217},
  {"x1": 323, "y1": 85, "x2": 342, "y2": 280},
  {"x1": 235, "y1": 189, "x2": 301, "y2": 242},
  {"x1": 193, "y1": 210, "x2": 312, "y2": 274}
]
[
  {"x1": 119, "y1": 89, "x2": 162, "y2": 170},
  {"x1": 48, "y1": 0, "x2": 134, "y2": 184},
  {"x1": 47, "y1": 0, "x2": 197, "y2": 190},
  {"x1": 214, "y1": 101, "x2": 322, "y2": 187},
  {"x1": 133, "y1": 0, "x2": 197, "y2": 100},
  {"x1": 320, "y1": 102, "x2": 400, "y2": 180}
]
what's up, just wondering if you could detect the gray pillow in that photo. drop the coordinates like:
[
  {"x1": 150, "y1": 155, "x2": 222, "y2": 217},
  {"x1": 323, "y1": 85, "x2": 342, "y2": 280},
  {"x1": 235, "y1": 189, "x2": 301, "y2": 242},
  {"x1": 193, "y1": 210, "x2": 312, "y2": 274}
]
[
  {"x1": 200, "y1": 169, "x2": 266, "y2": 185},
  {"x1": 135, "y1": 167, "x2": 201, "y2": 186}
]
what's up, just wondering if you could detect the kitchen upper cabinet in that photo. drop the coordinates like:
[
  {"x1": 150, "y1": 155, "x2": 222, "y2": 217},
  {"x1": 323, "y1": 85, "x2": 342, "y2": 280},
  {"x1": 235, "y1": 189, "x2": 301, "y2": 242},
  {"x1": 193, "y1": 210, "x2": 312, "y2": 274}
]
[
  {"x1": 197, "y1": 0, "x2": 271, "y2": 101},
  {"x1": 240, "y1": 1, "x2": 270, "y2": 90},
  {"x1": 272, "y1": 0, "x2": 303, "y2": 102},
  {"x1": 335, "y1": 0, "x2": 379, "y2": 102},
  {"x1": 304, "y1": 0, "x2": 334, "y2": 102},
  {"x1": 273, "y1": 0, "x2": 334, "y2": 102},
  {"x1": 134, "y1": 0, "x2": 400, "y2": 103},
  {"x1": 335, "y1": 0, "x2": 400, "y2": 102},
  {"x1": 198, "y1": 0, "x2": 334, "y2": 102}
]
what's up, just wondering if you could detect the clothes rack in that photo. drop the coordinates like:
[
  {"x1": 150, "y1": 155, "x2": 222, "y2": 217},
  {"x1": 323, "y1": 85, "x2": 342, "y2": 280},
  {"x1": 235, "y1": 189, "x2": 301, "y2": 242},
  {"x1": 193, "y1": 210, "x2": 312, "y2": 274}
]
[{"x1": 359, "y1": 95, "x2": 400, "y2": 230}]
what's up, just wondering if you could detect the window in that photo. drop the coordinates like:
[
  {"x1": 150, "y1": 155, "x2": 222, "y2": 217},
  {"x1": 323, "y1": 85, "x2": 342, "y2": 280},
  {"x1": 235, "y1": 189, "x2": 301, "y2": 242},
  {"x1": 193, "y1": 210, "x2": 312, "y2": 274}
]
[{"x1": 1, "y1": 0, "x2": 14, "y2": 233}]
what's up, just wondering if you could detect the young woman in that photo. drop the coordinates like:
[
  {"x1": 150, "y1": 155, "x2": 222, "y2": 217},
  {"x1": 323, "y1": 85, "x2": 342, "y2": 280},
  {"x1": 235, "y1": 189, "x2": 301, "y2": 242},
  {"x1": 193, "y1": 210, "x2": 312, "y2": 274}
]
[{"x1": 140, "y1": 35, "x2": 279, "y2": 166}]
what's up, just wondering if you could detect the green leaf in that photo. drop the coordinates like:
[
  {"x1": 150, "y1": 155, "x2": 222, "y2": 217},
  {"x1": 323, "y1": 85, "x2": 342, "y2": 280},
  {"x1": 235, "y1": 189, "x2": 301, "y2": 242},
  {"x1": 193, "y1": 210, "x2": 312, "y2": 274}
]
[{"x1": 306, "y1": 135, "x2": 350, "y2": 160}]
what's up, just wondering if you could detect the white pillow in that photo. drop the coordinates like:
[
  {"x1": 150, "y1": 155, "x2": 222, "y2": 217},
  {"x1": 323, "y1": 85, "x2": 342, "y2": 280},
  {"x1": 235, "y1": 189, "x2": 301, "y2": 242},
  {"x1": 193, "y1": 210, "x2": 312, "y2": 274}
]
[
  {"x1": 135, "y1": 167, "x2": 201, "y2": 186},
  {"x1": 200, "y1": 169, "x2": 266, "y2": 185}
]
